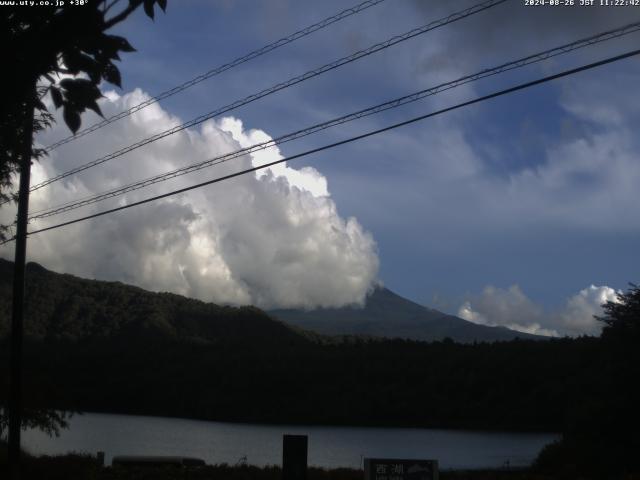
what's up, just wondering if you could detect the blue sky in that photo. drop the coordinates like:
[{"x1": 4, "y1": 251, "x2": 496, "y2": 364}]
[{"x1": 2, "y1": 0, "x2": 639, "y2": 336}]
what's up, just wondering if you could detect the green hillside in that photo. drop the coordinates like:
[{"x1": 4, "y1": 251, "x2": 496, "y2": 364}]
[{"x1": 0, "y1": 258, "x2": 306, "y2": 346}]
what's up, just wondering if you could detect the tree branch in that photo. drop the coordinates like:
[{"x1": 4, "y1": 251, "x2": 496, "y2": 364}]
[{"x1": 104, "y1": 2, "x2": 140, "y2": 30}]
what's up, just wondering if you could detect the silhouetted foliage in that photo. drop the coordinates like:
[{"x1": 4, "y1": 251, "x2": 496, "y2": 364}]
[
  {"x1": 598, "y1": 283, "x2": 640, "y2": 342},
  {"x1": 0, "y1": 0, "x2": 168, "y2": 437},
  {"x1": 0, "y1": 0, "x2": 167, "y2": 238},
  {"x1": 535, "y1": 284, "x2": 640, "y2": 479},
  {"x1": 0, "y1": 408, "x2": 71, "y2": 441}
]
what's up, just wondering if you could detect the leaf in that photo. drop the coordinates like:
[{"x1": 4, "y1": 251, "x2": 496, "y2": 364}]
[
  {"x1": 86, "y1": 99, "x2": 103, "y2": 118},
  {"x1": 63, "y1": 50, "x2": 101, "y2": 83},
  {"x1": 78, "y1": 86, "x2": 101, "y2": 105},
  {"x1": 103, "y1": 64, "x2": 122, "y2": 88},
  {"x1": 50, "y1": 87, "x2": 63, "y2": 109},
  {"x1": 157, "y1": 0, "x2": 167, "y2": 12},
  {"x1": 63, "y1": 106, "x2": 81, "y2": 134},
  {"x1": 34, "y1": 98, "x2": 47, "y2": 112},
  {"x1": 59, "y1": 78, "x2": 80, "y2": 90},
  {"x1": 105, "y1": 35, "x2": 136, "y2": 53},
  {"x1": 61, "y1": 53, "x2": 80, "y2": 75},
  {"x1": 143, "y1": 0, "x2": 155, "y2": 19},
  {"x1": 61, "y1": 78, "x2": 97, "y2": 101}
]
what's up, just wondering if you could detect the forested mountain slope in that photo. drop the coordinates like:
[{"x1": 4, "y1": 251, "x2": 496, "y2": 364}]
[{"x1": 0, "y1": 258, "x2": 600, "y2": 434}]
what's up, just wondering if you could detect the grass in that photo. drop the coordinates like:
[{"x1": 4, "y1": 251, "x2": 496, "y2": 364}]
[
  {"x1": 0, "y1": 448, "x2": 555, "y2": 480},
  {"x1": 2, "y1": 443, "x2": 640, "y2": 480}
]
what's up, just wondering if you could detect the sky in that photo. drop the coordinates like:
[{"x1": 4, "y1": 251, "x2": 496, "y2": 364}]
[{"x1": 2, "y1": 0, "x2": 640, "y2": 336}]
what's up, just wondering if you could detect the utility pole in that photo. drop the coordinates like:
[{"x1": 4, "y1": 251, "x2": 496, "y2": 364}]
[{"x1": 8, "y1": 87, "x2": 36, "y2": 480}]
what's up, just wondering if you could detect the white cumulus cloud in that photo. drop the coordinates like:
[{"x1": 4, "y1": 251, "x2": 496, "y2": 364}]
[
  {"x1": 457, "y1": 285, "x2": 559, "y2": 337},
  {"x1": 0, "y1": 88, "x2": 379, "y2": 309},
  {"x1": 560, "y1": 285, "x2": 620, "y2": 336},
  {"x1": 458, "y1": 284, "x2": 621, "y2": 337}
]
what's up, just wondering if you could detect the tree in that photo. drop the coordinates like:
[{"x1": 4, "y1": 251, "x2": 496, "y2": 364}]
[
  {"x1": 598, "y1": 283, "x2": 640, "y2": 342},
  {"x1": 536, "y1": 283, "x2": 640, "y2": 478},
  {"x1": 0, "y1": 1, "x2": 168, "y2": 474},
  {"x1": 0, "y1": 408, "x2": 71, "y2": 440},
  {"x1": 0, "y1": 0, "x2": 167, "y2": 239}
]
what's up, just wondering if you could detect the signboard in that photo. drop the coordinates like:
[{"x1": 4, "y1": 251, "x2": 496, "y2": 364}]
[
  {"x1": 283, "y1": 434, "x2": 308, "y2": 480},
  {"x1": 364, "y1": 458, "x2": 438, "y2": 480}
]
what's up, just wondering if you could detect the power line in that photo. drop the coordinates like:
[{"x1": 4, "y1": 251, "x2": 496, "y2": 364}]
[
  {"x1": 28, "y1": 21, "x2": 640, "y2": 220},
  {"x1": 43, "y1": 0, "x2": 389, "y2": 152},
  {"x1": 17, "y1": 47, "x2": 640, "y2": 240},
  {"x1": 28, "y1": 0, "x2": 508, "y2": 193}
]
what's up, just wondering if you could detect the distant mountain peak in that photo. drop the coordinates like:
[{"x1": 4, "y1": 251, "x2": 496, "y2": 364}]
[
  {"x1": 271, "y1": 286, "x2": 547, "y2": 343},
  {"x1": 0, "y1": 258, "x2": 546, "y2": 344}
]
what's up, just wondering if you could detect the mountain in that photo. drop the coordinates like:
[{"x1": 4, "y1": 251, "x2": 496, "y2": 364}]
[
  {"x1": 0, "y1": 258, "x2": 588, "y2": 433},
  {"x1": 0, "y1": 258, "x2": 306, "y2": 346},
  {"x1": 270, "y1": 286, "x2": 546, "y2": 343},
  {"x1": 0, "y1": 259, "x2": 542, "y2": 344}
]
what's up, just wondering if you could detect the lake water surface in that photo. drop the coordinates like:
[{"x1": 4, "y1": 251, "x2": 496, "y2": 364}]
[{"x1": 22, "y1": 413, "x2": 558, "y2": 470}]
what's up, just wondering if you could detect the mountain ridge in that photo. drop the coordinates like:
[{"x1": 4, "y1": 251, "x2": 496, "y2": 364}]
[
  {"x1": 270, "y1": 285, "x2": 546, "y2": 343},
  {"x1": 0, "y1": 258, "x2": 584, "y2": 433},
  {"x1": 0, "y1": 258, "x2": 306, "y2": 345},
  {"x1": 0, "y1": 258, "x2": 544, "y2": 343}
]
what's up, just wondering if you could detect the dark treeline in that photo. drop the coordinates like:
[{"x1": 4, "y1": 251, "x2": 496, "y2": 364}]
[
  {"x1": 0, "y1": 334, "x2": 598, "y2": 432},
  {"x1": 0, "y1": 260, "x2": 638, "y2": 477},
  {"x1": 0, "y1": 260, "x2": 598, "y2": 432}
]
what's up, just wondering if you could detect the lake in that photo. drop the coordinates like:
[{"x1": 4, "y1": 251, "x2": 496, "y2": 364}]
[{"x1": 22, "y1": 413, "x2": 558, "y2": 470}]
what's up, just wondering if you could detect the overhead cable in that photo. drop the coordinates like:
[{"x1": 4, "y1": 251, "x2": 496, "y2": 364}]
[
  {"x1": 43, "y1": 0, "x2": 390, "y2": 151},
  {"x1": 28, "y1": 0, "x2": 508, "y2": 193},
  {"x1": 17, "y1": 47, "x2": 640, "y2": 240},
  {"x1": 29, "y1": 21, "x2": 640, "y2": 220}
]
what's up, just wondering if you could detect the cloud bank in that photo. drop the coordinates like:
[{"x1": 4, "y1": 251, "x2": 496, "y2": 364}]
[
  {"x1": 0, "y1": 89, "x2": 379, "y2": 309},
  {"x1": 458, "y1": 284, "x2": 621, "y2": 337}
]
